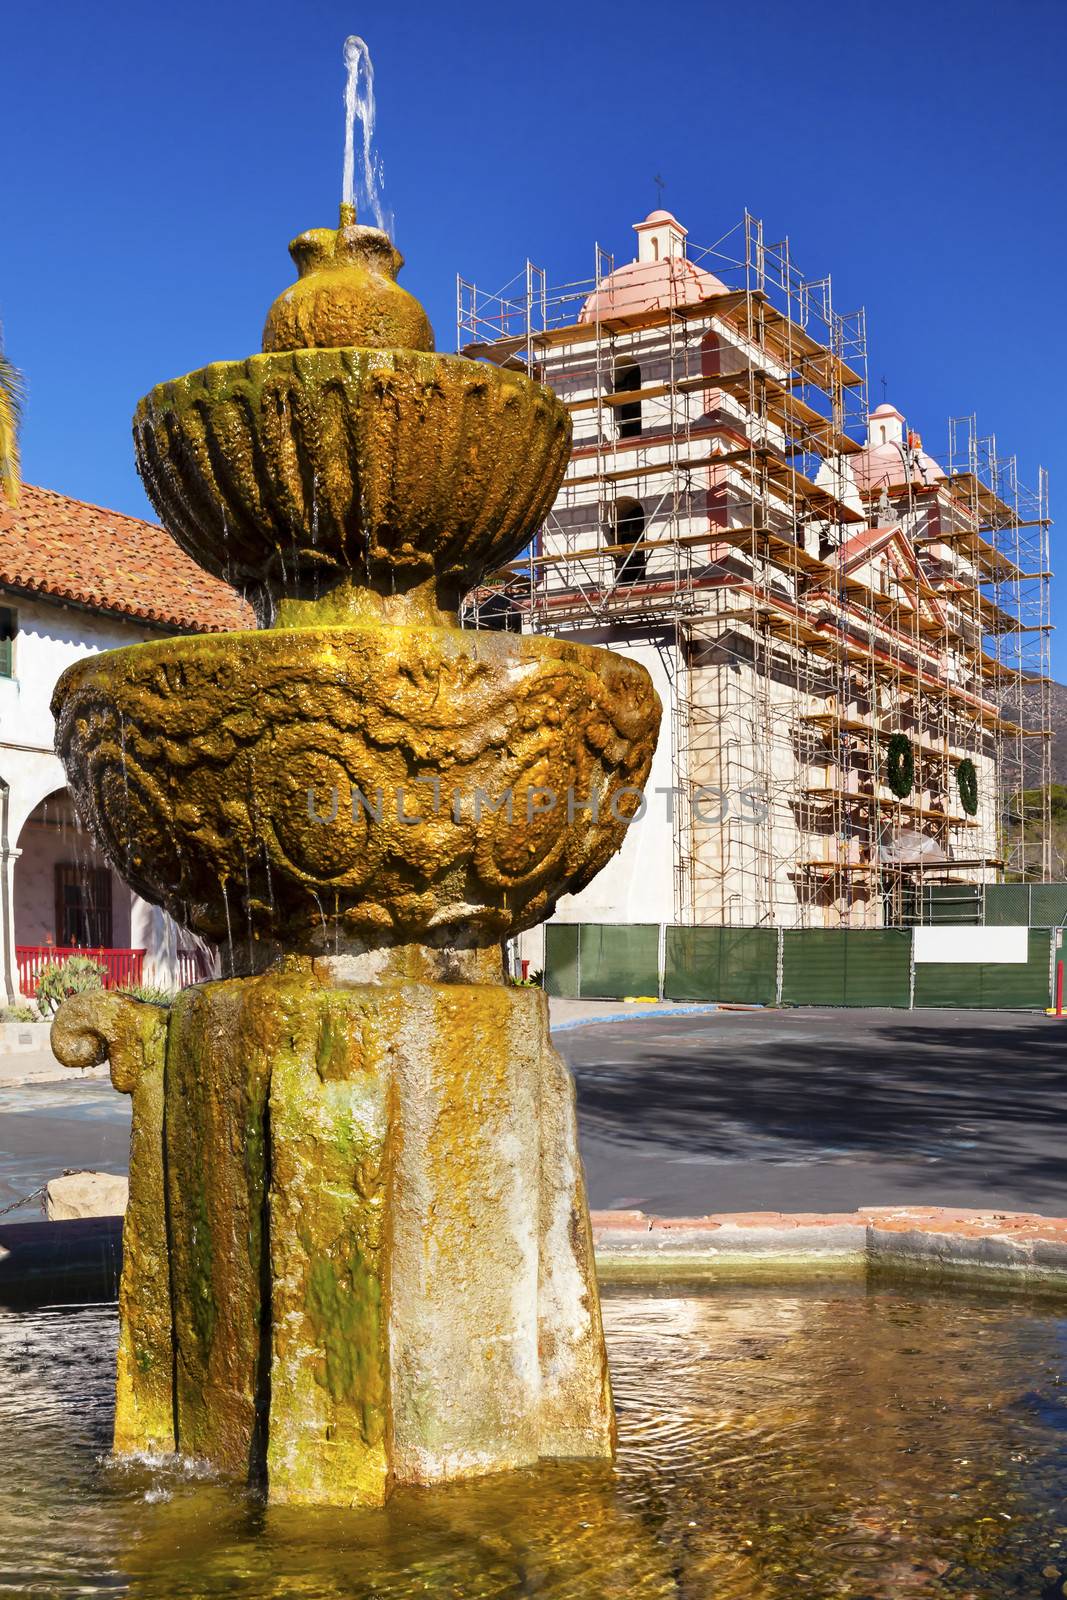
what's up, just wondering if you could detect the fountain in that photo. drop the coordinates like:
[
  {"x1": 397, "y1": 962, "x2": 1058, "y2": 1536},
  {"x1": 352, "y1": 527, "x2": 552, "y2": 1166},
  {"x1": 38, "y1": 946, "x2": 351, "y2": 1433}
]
[
  {"x1": 11, "y1": 100, "x2": 1067, "y2": 1592},
  {"x1": 47, "y1": 138, "x2": 660, "y2": 1501}
]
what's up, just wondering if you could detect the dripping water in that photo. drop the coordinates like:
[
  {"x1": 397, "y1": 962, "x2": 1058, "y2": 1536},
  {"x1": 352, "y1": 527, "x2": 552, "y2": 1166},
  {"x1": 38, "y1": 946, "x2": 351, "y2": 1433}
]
[
  {"x1": 310, "y1": 889, "x2": 330, "y2": 952},
  {"x1": 220, "y1": 506, "x2": 233, "y2": 586},
  {"x1": 242, "y1": 851, "x2": 255, "y2": 971},
  {"x1": 220, "y1": 878, "x2": 235, "y2": 975},
  {"x1": 260, "y1": 840, "x2": 276, "y2": 937}
]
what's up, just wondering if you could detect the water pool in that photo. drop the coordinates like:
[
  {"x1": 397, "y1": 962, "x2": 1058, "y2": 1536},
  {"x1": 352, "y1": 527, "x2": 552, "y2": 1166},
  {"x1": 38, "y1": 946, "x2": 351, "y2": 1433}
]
[{"x1": 2, "y1": 1280, "x2": 1066, "y2": 1597}]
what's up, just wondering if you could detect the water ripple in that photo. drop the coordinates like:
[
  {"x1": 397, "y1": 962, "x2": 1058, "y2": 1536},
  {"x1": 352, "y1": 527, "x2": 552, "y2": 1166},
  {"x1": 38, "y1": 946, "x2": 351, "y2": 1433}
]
[{"x1": 1, "y1": 1285, "x2": 1067, "y2": 1596}]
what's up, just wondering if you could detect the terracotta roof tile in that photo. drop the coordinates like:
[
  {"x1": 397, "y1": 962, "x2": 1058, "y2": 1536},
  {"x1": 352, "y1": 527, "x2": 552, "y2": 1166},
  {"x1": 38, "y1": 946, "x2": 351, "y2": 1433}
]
[{"x1": 0, "y1": 484, "x2": 254, "y2": 634}]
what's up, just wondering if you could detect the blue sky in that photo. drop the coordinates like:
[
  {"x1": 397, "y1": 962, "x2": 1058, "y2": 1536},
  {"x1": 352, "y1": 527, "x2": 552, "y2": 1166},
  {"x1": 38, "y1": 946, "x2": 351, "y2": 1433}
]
[{"x1": 5, "y1": 0, "x2": 1066, "y2": 669}]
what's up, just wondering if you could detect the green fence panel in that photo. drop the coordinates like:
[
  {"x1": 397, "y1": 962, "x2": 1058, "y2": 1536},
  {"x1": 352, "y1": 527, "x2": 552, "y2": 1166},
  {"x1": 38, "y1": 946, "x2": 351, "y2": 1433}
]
[
  {"x1": 720, "y1": 928, "x2": 779, "y2": 1004},
  {"x1": 781, "y1": 929, "x2": 911, "y2": 1007},
  {"x1": 913, "y1": 930, "x2": 1052, "y2": 1009},
  {"x1": 664, "y1": 927, "x2": 777, "y2": 1004},
  {"x1": 923, "y1": 885, "x2": 983, "y2": 925},
  {"x1": 544, "y1": 923, "x2": 579, "y2": 998},
  {"x1": 578, "y1": 923, "x2": 660, "y2": 1000},
  {"x1": 1031, "y1": 886, "x2": 1067, "y2": 928},
  {"x1": 781, "y1": 930, "x2": 847, "y2": 1006},
  {"x1": 981, "y1": 931, "x2": 1053, "y2": 1008},
  {"x1": 912, "y1": 961, "x2": 979, "y2": 1007},
  {"x1": 984, "y1": 884, "x2": 1031, "y2": 927},
  {"x1": 841, "y1": 930, "x2": 912, "y2": 1007}
]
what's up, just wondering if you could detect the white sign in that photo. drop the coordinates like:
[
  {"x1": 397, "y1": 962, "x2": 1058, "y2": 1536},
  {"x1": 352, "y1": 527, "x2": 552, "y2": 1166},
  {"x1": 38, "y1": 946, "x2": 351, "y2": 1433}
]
[{"x1": 913, "y1": 925, "x2": 1029, "y2": 965}]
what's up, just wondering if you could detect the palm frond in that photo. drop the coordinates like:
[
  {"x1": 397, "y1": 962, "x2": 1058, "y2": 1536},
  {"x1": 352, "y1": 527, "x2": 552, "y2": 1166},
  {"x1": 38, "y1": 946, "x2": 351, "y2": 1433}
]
[{"x1": 0, "y1": 339, "x2": 25, "y2": 507}]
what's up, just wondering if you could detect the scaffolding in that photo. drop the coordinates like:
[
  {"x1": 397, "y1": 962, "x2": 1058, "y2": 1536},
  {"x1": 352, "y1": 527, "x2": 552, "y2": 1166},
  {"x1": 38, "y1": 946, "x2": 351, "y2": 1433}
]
[
  {"x1": 944, "y1": 417, "x2": 1053, "y2": 878},
  {"x1": 456, "y1": 211, "x2": 1053, "y2": 927}
]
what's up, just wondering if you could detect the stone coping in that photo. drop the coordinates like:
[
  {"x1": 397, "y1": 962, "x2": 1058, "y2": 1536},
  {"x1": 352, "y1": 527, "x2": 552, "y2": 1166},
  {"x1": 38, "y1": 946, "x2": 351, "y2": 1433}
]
[
  {"x1": 6, "y1": 1207, "x2": 1067, "y2": 1306},
  {"x1": 592, "y1": 1206, "x2": 1067, "y2": 1288}
]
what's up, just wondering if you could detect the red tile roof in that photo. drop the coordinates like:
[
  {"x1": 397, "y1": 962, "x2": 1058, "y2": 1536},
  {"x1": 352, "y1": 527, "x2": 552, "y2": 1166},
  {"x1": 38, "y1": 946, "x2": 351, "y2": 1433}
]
[
  {"x1": 0, "y1": 484, "x2": 254, "y2": 633},
  {"x1": 834, "y1": 523, "x2": 901, "y2": 569}
]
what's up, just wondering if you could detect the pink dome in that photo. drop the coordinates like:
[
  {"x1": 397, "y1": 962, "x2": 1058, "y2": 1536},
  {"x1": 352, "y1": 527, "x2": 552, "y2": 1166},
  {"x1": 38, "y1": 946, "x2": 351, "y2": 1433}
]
[
  {"x1": 579, "y1": 256, "x2": 726, "y2": 323},
  {"x1": 851, "y1": 440, "x2": 945, "y2": 493}
]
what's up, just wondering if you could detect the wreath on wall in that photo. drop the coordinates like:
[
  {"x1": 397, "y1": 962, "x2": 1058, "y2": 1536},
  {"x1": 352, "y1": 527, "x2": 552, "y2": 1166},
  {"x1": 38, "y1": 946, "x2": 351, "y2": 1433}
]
[
  {"x1": 886, "y1": 733, "x2": 915, "y2": 800},
  {"x1": 957, "y1": 758, "x2": 979, "y2": 817}
]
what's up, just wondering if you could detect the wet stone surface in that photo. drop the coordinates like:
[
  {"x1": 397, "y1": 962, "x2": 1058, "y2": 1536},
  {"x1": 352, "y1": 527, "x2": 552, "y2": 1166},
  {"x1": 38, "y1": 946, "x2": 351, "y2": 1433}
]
[{"x1": 2, "y1": 1283, "x2": 1067, "y2": 1597}]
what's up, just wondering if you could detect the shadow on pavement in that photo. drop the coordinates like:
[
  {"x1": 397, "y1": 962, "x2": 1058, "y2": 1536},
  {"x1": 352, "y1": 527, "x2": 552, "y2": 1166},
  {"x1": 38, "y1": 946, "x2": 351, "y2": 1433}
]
[{"x1": 559, "y1": 1009, "x2": 1066, "y2": 1209}]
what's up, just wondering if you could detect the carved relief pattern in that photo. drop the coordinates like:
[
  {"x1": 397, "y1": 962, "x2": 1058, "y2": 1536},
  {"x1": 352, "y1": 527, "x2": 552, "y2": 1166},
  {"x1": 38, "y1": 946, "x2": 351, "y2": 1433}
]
[{"x1": 55, "y1": 627, "x2": 659, "y2": 948}]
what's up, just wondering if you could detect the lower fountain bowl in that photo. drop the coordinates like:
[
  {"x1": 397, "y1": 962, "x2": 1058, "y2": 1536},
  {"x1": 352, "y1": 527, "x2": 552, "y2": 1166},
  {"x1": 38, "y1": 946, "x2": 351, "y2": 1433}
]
[{"x1": 52, "y1": 624, "x2": 660, "y2": 954}]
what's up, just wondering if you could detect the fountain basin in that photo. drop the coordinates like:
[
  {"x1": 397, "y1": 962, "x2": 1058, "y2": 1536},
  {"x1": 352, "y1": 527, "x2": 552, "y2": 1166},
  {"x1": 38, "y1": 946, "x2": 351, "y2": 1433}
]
[
  {"x1": 133, "y1": 348, "x2": 571, "y2": 619},
  {"x1": 53, "y1": 624, "x2": 659, "y2": 951}
]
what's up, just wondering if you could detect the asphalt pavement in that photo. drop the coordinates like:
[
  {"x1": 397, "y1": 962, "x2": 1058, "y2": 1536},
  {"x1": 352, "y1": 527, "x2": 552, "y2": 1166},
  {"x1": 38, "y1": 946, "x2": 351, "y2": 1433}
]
[
  {"x1": 557, "y1": 1006, "x2": 1067, "y2": 1216},
  {"x1": 1, "y1": 1005, "x2": 1063, "y2": 1221},
  {"x1": 0, "y1": 1079, "x2": 130, "y2": 1220}
]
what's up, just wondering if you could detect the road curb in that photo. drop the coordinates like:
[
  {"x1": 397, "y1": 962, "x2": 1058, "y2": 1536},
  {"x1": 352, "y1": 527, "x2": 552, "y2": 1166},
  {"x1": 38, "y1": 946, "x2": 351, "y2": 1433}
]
[{"x1": 551, "y1": 1003, "x2": 720, "y2": 1033}]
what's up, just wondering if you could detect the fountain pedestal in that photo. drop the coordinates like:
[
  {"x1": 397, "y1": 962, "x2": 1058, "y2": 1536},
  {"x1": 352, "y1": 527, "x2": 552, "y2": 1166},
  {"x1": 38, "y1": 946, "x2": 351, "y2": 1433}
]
[
  {"x1": 49, "y1": 209, "x2": 657, "y2": 1503},
  {"x1": 55, "y1": 975, "x2": 613, "y2": 1503}
]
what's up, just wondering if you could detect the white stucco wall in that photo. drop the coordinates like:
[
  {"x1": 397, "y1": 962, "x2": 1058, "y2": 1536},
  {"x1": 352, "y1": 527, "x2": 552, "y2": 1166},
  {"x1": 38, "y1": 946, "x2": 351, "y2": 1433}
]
[
  {"x1": 0, "y1": 593, "x2": 156, "y2": 831},
  {"x1": 0, "y1": 588, "x2": 189, "y2": 1001},
  {"x1": 518, "y1": 627, "x2": 675, "y2": 972}
]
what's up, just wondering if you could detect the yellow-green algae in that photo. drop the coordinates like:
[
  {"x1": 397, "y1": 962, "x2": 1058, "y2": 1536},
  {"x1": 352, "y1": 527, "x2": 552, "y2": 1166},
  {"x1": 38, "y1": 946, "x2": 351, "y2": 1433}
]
[
  {"x1": 51, "y1": 993, "x2": 174, "y2": 1454},
  {"x1": 164, "y1": 979, "x2": 273, "y2": 1472},
  {"x1": 262, "y1": 217, "x2": 434, "y2": 356},
  {"x1": 52, "y1": 622, "x2": 658, "y2": 951},
  {"x1": 267, "y1": 988, "x2": 392, "y2": 1505},
  {"x1": 133, "y1": 348, "x2": 569, "y2": 617}
]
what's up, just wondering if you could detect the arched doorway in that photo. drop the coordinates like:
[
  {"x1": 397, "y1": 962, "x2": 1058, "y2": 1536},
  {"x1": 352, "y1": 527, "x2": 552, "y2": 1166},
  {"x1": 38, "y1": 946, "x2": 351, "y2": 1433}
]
[
  {"x1": 610, "y1": 498, "x2": 646, "y2": 583},
  {"x1": 12, "y1": 788, "x2": 135, "y2": 996}
]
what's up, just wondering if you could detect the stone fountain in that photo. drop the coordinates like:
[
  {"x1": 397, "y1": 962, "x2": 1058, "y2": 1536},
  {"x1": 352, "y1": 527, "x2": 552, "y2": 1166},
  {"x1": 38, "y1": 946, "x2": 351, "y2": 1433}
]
[{"x1": 49, "y1": 206, "x2": 659, "y2": 1505}]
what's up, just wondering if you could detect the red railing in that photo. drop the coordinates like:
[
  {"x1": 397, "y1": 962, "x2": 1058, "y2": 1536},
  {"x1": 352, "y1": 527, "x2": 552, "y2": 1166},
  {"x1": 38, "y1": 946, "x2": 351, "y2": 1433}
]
[{"x1": 15, "y1": 945, "x2": 146, "y2": 996}]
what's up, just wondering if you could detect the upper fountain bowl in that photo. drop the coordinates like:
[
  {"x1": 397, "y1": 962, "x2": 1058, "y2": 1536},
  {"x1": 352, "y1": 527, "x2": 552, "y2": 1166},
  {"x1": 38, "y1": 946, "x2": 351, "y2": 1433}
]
[
  {"x1": 133, "y1": 217, "x2": 571, "y2": 623},
  {"x1": 134, "y1": 348, "x2": 570, "y2": 624}
]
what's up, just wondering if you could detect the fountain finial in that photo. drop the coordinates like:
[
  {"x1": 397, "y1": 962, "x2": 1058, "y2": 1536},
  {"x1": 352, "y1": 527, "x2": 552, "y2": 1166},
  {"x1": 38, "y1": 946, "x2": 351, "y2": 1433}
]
[{"x1": 262, "y1": 210, "x2": 434, "y2": 354}]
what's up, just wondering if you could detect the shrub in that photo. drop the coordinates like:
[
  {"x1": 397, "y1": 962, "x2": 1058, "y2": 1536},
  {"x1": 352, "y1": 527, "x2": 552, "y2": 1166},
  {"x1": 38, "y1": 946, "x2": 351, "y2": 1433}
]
[
  {"x1": 35, "y1": 954, "x2": 106, "y2": 1016},
  {"x1": 507, "y1": 968, "x2": 545, "y2": 988},
  {"x1": 116, "y1": 983, "x2": 175, "y2": 1006},
  {"x1": 1, "y1": 1003, "x2": 38, "y2": 1023}
]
